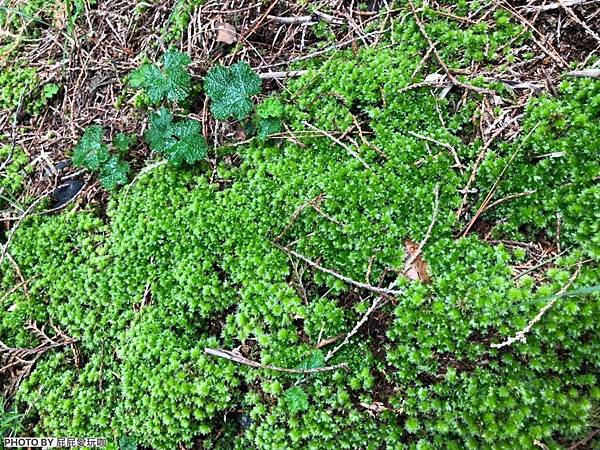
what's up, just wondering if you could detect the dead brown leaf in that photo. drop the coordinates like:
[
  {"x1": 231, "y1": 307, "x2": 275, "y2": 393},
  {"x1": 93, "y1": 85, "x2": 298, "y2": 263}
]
[
  {"x1": 404, "y1": 240, "x2": 431, "y2": 283},
  {"x1": 215, "y1": 21, "x2": 237, "y2": 45}
]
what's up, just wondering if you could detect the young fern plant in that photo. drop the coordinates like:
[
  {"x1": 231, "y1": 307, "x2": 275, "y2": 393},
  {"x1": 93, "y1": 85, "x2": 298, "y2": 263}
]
[{"x1": 72, "y1": 126, "x2": 132, "y2": 191}]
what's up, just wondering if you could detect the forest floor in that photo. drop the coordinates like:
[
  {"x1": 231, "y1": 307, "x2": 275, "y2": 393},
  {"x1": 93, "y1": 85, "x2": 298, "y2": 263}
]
[{"x1": 1, "y1": 1, "x2": 599, "y2": 449}]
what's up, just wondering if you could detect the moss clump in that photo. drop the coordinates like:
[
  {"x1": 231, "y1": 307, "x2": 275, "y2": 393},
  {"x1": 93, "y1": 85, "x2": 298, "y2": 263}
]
[
  {"x1": 0, "y1": 144, "x2": 32, "y2": 208},
  {"x1": 0, "y1": 64, "x2": 58, "y2": 114}
]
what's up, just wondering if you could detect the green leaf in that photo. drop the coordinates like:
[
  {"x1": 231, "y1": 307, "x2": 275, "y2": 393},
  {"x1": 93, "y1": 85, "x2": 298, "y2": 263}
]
[
  {"x1": 114, "y1": 133, "x2": 136, "y2": 153},
  {"x1": 72, "y1": 125, "x2": 109, "y2": 171},
  {"x1": 204, "y1": 61, "x2": 262, "y2": 121},
  {"x1": 284, "y1": 386, "x2": 309, "y2": 413},
  {"x1": 99, "y1": 155, "x2": 130, "y2": 191},
  {"x1": 129, "y1": 49, "x2": 192, "y2": 103},
  {"x1": 296, "y1": 350, "x2": 325, "y2": 371},
  {"x1": 145, "y1": 108, "x2": 207, "y2": 166},
  {"x1": 256, "y1": 117, "x2": 282, "y2": 139}
]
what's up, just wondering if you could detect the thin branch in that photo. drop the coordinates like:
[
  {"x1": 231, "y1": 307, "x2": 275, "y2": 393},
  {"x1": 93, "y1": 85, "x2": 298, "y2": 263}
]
[
  {"x1": 267, "y1": 15, "x2": 316, "y2": 24},
  {"x1": 277, "y1": 245, "x2": 404, "y2": 297},
  {"x1": 567, "y1": 69, "x2": 600, "y2": 78},
  {"x1": 302, "y1": 121, "x2": 371, "y2": 169},
  {"x1": 481, "y1": 190, "x2": 537, "y2": 214},
  {"x1": 259, "y1": 70, "x2": 308, "y2": 79},
  {"x1": 403, "y1": 184, "x2": 440, "y2": 275},
  {"x1": 0, "y1": 192, "x2": 49, "y2": 266},
  {"x1": 557, "y1": 0, "x2": 600, "y2": 45},
  {"x1": 491, "y1": 267, "x2": 580, "y2": 349},
  {"x1": 325, "y1": 296, "x2": 384, "y2": 362},
  {"x1": 521, "y1": 0, "x2": 598, "y2": 11},
  {"x1": 408, "y1": 1, "x2": 493, "y2": 96},
  {"x1": 407, "y1": 131, "x2": 464, "y2": 171},
  {"x1": 204, "y1": 348, "x2": 348, "y2": 373},
  {"x1": 462, "y1": 123, "x2": 539, "y2": 236}
]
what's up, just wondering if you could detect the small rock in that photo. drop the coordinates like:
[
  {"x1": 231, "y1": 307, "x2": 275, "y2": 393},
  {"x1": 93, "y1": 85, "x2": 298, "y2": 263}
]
[{"x1": 52, "y1": 179, "x2": 84, "y2": 208}]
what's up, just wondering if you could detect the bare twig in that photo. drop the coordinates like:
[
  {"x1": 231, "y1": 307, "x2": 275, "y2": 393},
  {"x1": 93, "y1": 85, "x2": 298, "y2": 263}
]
[
  {"x1": 403, "y1": 184, "x2": 440, "y2": 275},
  {"x1": 302, "y1": 121, "x2": 371, "y2": 169},
  {"x1": 480, "y1": 190, "x2": 537, "y2": 214},
  {"x1": 408, "y1": 0, "x2": 493, "y2": 96},
  {"x1": 456, "y1": 112, "x2": 522, "y2": 220},
  {"x1": 521, "y1": 0, "x2": 598, "y2": 11},
  {"x1": 0, "y1": 192, "x2": 49, "y2": 266},
  {"x1": 259, "y1": 70, "x2": 308, "y2": 79},
  {"x1": 461, "y1": 123, "x2": 539, "y2": 236},
  {"x1": 491, "y1": 267, "x2": 580, "y2": 348},
  {"x1": 325, "y1": 296, "x2": 384, "y2": 361},
  {"x1": 204, "y1": 348, "x2": 348, "y2": 373},
  {"x1": 277, "y1": 245, "x2": 404, "y2": 297},
  {"x1": 556, "y1": 0, "x2": 600, "y2": 44},
  {"x1": 407, "y1": 131, "x2": 463, "y2": 171},
  {"x1": 1, "y1": 321, "x2": 77, "y2": 396},
  {"x1": 267, "y1": 15, "x2": 316, "y2": 24},
  {"x1": 567, "y1": 69, "x2": 600, "y2": 78}
]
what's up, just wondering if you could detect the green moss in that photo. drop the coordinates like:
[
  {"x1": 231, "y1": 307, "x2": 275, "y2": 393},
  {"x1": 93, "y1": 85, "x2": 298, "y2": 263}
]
[{"x1": 0, "y1": 64, "x2": 58, "y2": 114}]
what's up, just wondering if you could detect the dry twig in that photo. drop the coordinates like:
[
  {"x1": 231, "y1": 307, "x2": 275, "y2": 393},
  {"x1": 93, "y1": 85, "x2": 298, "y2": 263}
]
[
  {"x1": 204, "y1": 348, "x2": 348, "y2": 373},
  {"x1": 491, "y1": 267, "x2": 580, "y2": 348},
  {"x1": 278, "y1": 245, "x2": 405, "y2": 297}
]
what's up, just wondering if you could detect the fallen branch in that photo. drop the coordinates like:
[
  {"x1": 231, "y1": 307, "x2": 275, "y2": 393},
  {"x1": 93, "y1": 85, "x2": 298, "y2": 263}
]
[
  {"x1": 403, "y1": 184, "x2": 440, "y2": 275},
  {"x1": 259, "y1": 70, "x2": 308, "y2": 79},
  {"x1": 267, "y1": 14, "x2": 316, "y2": 24},
  {"x1": 325, "y1": 296, "x2": 384, "y2": 362},
  {"x1": 461, "y1": 123, "x2": 539, "y2": 236},
  {"x1": 0, "y1": 192, "x2": 49, "y2": 266},
  {"x1": 520, "y1": 0, "x2": 598, "y2": 11},
  {"x1": 302, "y1": 121, "x2": 371, "y2": 170},
  {"x1": 491, "y1": 268, "x2": 580, "y2": 349},
  {"x1": 204, "y1": 348, "x2": 348, "y2": 373},
  {"x1": 480, "y1": 190, "x2": 536, "y2": 214},
  {"x1": 278, "y1": 245, "x2": 405, "y2": 297},
  {"x1": 407, "y1": 131, "x2": 463, "y2": 171},
  {"x1": 1, "y1": 320, "x2": 77, "y2": 396},
  {"x1": 566, "y1": 69, "x2": 600, "y2": 79},
  {"x1": 408, "y1": 0, "x2": 493, "y2": 96},
  {"x1": 556, "y1": 0, "x2": 600, "y2": 45}
]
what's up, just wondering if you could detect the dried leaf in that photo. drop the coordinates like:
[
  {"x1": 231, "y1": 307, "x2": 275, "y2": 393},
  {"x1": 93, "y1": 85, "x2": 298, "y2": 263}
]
[
  {"x1": 404, "y1": 240, "x2": 431, "y2": 283},
  {"x1": 215, "y1": 21, "x2": 237, "y2": 44}
]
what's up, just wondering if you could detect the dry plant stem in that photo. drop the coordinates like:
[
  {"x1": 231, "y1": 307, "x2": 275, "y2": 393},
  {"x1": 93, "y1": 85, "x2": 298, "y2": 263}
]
[
  {"x1": 501, "y1": 1, "x2": 568, "y2": 67},
  {"x1": 407, "y1": 131, "x2": 463, "y2": 170},
  {"x1": 403, "y1": 184, "x2": 440, "y2": 275},
  {"x1": 278, "y1": 245, "x2": 405, "y2": 297},
  {"x1": 323, "y1": 184, "x2": 439, "y2": 362},
  {"x1": 481, "y1": 190, "x2": 537, "y2": 214},
  {"x1": 556, "y1": 0, "x2": 600, "y2": 44},
  {"x1": 521, "y1": 0, "x2": 598, "y2": 11},
  {"x1": 274, "y1": 193, "x2": 327, "y2": 242},
  {"x1": 267, "y1": 15, "x2": 316, "y2": 24},
  {"x1": 302, "y1": 121, "x2": 372, "y2": 169},
  {"x1": 408, "y1": 0, "x2": 493, "y2": 96},
  {"x1": 325, "y1": 296, "x2": 384, "y2": 362},
  {"x1": 567, "y1": 429, "x2": 600, "y2": 450},
  {"x1": 567, "y1": 69, "x2": 600, "y2": 78},
  {"x1": 456, "y1": 113, "x2": 521, "y2": 219},
  {"x1": 259, "y1": 70, "x2": 308, "y2": 79},
  {"x1": 492, "y1": 267, "x2": 580, "y2": 348},
  {"x1": 204, "y1": 348, "x2": 348, "y2": 373},
  {"x1": 461, "y1": 123, "x2": 539, "y2": 236}
]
